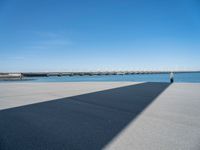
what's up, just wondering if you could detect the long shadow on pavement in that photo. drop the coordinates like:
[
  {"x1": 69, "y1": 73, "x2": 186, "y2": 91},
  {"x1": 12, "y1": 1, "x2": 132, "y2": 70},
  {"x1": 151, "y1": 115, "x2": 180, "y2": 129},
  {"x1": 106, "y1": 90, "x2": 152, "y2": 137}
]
[{"x1": 0, "y1": 82, "x2": 170, "y2": 150}]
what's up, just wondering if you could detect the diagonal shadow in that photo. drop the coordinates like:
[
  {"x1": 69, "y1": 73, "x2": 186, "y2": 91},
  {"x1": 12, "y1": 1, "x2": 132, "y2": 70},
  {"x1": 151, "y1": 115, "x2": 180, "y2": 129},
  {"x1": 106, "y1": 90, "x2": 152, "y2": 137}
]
[{"x1": 0, "y1": 82, "x2": 170, "y2": 150}]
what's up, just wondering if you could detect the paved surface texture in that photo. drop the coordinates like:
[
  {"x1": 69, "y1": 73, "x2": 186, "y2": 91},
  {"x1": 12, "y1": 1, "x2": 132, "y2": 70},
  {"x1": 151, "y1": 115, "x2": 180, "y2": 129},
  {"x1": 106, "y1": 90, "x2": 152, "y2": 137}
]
[
  {"x1": 0, "y1": 82, "x2": 200, "y2": 150},
  {"x1": 0, "y1": 82, "x2": 135, "y2": 110}
]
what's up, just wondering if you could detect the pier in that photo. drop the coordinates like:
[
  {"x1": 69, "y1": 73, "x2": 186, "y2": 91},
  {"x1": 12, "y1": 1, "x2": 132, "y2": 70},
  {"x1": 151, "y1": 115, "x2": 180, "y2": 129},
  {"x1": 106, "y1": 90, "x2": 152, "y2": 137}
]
[
  {"x1": 0, "y1": 82, "x2": 200, "y2": 150},
  {"x1": 1, "y1": 71, "x2": 200, "y2": 80},
  {"x1": 20, "y1": 71, "x2": 200, "y2": 77}
]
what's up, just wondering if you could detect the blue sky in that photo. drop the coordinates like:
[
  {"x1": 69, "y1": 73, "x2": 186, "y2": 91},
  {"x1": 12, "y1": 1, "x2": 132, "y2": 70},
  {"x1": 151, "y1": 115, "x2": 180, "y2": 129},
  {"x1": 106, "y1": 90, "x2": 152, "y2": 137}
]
[{"x1": 0, "y1": 0, "x2": 200, "y2": 72}]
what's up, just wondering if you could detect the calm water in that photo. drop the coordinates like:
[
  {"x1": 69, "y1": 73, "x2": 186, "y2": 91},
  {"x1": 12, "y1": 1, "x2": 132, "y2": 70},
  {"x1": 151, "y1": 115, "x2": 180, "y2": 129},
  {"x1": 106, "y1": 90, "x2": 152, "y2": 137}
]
[{"x1": 1, "y1": 72, "x2": 200, "y2": 83}]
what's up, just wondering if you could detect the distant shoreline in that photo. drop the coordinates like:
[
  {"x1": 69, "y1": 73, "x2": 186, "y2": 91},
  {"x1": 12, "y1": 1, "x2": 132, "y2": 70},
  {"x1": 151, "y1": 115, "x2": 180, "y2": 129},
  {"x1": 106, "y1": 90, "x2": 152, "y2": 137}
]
[
  {"x1": 1, "y1": 71, "x2": 200, "y2": 79},
  {"x1": 1, "y1": 72, "x2": 200, "y2": 83}
]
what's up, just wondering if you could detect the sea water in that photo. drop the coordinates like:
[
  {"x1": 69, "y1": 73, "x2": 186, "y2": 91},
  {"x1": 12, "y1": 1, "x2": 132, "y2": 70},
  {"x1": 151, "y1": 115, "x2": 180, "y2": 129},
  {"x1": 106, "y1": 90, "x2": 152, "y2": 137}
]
[{"x1": 1, "y1": 72, "x2": 200, "y2": 83}]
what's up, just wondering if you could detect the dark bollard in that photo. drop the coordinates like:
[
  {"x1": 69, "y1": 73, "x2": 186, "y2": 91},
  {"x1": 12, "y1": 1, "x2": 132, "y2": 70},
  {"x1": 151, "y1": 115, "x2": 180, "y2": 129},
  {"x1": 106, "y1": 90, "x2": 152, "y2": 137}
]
[{"x1": 170, "y1": 72, "x2": 174, "y2": 83}]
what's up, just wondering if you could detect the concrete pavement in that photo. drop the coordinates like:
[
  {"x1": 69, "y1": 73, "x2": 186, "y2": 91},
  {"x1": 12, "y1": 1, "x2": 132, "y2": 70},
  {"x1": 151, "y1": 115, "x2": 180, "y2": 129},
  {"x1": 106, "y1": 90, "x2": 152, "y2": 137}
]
[{"x1": 0, "y1": 82, "x2": 200, "y2": 150}]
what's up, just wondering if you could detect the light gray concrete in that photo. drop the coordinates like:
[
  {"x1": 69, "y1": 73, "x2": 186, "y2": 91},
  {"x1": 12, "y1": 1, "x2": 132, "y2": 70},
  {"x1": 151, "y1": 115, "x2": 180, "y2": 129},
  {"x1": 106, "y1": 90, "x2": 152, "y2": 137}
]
[
  {"x1": 0, "y1": 82, "x2": 137, "y2": 110},
  {"x1": 0, "y1": 82, "x2": 200, "y2": 150},
  {"x1": 105, "y1": 83, "x2": 200, "y2": 150}
]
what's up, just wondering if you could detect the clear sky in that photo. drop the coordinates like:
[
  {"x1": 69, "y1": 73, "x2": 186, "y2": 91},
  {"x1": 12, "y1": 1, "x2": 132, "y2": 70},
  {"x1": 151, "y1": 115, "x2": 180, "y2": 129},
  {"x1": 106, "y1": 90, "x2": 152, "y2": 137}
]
[{"x1": 0, "y1": 0, "x2": 200, "y2": 72}]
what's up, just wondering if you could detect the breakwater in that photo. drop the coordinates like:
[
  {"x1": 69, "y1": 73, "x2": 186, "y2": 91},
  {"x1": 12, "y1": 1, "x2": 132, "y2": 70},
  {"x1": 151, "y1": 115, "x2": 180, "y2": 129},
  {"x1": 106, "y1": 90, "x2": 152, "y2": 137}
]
[{"x1": 1, "y1": 71, "x2": 199, "y2": 80}]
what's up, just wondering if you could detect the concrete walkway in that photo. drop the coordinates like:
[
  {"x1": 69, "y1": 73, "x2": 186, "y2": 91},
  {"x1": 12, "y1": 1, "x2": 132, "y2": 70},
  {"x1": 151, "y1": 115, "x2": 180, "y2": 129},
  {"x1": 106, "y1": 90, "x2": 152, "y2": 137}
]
[
  {"x1": 0, "y1": 82, "x2": 200, "y2": 150},
  {"x1": 0, "y1": 82, "x2": 136, "y2": 110}
]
